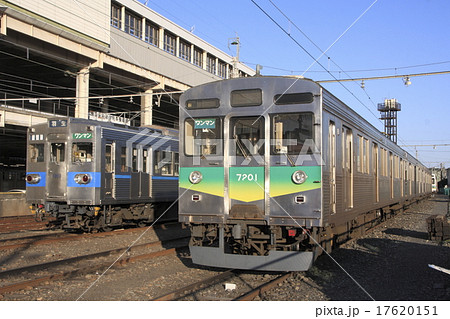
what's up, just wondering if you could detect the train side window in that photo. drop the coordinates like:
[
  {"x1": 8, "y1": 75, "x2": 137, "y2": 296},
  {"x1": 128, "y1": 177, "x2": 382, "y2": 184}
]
[
  {"x1": 271, "y1": 112, "x2": 314, "y2": 155},
  {"x1": 29, "y1": 144, "x2": 44, "y2": 162},
  {"x1": 132, "y1": 147, "x2": 138, "y2": 172},
  {"x1": 143, "y1": 149, "x2": 149, "y2": 173},
  {"x1": 120, "y1": 147, "x2": 128, "y2": 172},
  {"x1": 72, "y1": 142, "x2": 93, "y2": 163},
  {"x1": 154, "y1": 150, "x2": 173, "y2": 176},
  {"x1": 364, "y1": 138, "x2": 369, "y2": 174},
  {"x1": 50, "y1": 143, "x2": 65, "y2": 162},
  {"x1": 174, "y1": 152, "x2": 179, "y2": 176},
  {"x1": 105, "y1": 144, "x2": 112, "y2": 173}
]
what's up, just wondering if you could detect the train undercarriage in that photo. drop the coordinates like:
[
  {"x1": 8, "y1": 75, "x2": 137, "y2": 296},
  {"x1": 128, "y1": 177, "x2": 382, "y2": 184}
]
[
  {"x1": 186, "y1": 197, "x2": 427, "y2": 271},
  {"x1": 31, "y1": 202, "x2": 176, "y2": 232}
]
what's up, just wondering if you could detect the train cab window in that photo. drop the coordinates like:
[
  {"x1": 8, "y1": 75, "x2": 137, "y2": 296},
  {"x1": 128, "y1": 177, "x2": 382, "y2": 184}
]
[
  {"x1": 72, "y1": 142, "x2": 93, "y2": 163},
  {"x1": 50, "y1": 143, "x2": 65, "y2": 163},
  {"x1": 29, "y1": 144, "x2": 44, "y2": 162},
  {"x1": 184, "y1": 118, "x2": 222, "y2": 156},
  {"x1": 271, "y1": 113, "x2": 314, "y2": 155},
  {"x1": 154, "y1": 150, "x2": 173, "y2": 176},
  {"x1": 231, "y1": 117, "x2": 264, "y2": 157}
]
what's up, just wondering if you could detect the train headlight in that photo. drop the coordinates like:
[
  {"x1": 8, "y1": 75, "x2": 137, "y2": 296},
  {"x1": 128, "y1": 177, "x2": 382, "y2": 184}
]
[
  {"x1": 26, "y1": 174, "x2": 41, "y2": 184},
  {"x1": 189, "y1": 171, "x2": 203, "y2": 184},
  {"x1": 292, "y1": 170, "x2": 307, "y2": 184},
  {"x1": 74, "y1": 173, "x2": 91, "y2": 184}
]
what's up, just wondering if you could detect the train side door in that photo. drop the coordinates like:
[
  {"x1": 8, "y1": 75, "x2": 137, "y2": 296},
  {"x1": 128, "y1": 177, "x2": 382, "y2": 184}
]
[
  {"x1": 104, "y1": 142, "x2": 115, "y2": 198},
  {"x1": 342, "y1": 126, "x2": 353, "y2": 209},
  {"x1": 329, "y1": 122, "x2": 336, "y2": 214},
  {"x1": 47, "y1": 141, "x2": 67, "y2": 199},
  {"x1": 228, "y1": 116, "x2": 265, "y2": 216},
  {"x1": 373, "y1": 143, "x2": 379, "y2": 202}
]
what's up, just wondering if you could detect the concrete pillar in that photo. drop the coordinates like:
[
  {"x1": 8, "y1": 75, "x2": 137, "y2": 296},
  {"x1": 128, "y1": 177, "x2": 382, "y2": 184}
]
[
  {"x1": 176, "y1": 36, "x2": 180, "y2": 57},
  {"x1": 215, "y1": 57, "x2": 219, "y2": 76},
  {"x1": 190, "y1": 44, "x2": 195, "y2": 64},
  {"x1": 159, "y1": 28, "x2": 165, "y2": 50},
  {"x1": 0, "y1": 13, "x2": 7, "y2": 35},
  {"x1": 141, "y1": 17, "x2": 146, "y2": 41},
  {"x1": 121, "y1": 6, "x2": 126, "y2": 31},
  {"x1": 141, "y1": 89, "x2": 153, "y2": 126},
  {"x1": 202, "y1": 50, "x2": 207, "y2": 71},
  {"x1": 75, "y1": 67, "x2": 89, "y2": 119}
]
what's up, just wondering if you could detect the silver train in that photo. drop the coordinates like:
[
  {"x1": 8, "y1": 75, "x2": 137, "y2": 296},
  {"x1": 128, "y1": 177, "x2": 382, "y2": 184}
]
[
  {"x1": 26, "y1": 117, "x2": 178, "y2": 231},
  {"x1": 178, "y1": 76, "x2": 431, "y2": 271}
]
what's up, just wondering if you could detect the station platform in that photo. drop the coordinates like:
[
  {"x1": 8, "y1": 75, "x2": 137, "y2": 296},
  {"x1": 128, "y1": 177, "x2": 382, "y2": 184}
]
[{"x1": 0, "y1": 192, "x2": 29, "y2": 217}]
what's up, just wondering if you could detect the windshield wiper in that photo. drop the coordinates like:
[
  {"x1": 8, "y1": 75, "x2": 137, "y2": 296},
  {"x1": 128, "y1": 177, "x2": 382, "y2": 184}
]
[
  {"x1": 285, "y1": 152, "x2": 295, "y2": 167},
  {"x1": 234, "y1": 134, "x2": 250, "y2": 159}
]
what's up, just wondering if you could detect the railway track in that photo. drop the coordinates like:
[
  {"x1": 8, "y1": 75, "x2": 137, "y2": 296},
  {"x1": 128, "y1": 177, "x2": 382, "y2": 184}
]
[
  {"x1": 152, "y1": 269, "x2": 295, "y2": 301},
  {"x1": 0, "y1": 215, "x2": 50, "y2": 233},
  {"x1": 0, "y1": 235, "x2": 189, "y2": 295},
  {"x1": 0, "y1": 221, "x2": 182, "y2": 251},
  {"x1": 152, "y1": 200, "x2": 425, "y2": 301}
]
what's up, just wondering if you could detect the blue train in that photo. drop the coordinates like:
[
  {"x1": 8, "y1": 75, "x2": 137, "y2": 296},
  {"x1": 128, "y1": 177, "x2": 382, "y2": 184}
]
[{"x1": 26, "y1": 117, "x2": 178, "y2": 231}]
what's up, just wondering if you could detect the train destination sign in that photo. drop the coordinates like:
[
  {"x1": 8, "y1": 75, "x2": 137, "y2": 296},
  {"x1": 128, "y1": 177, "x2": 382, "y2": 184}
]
[
  {"x1": 73, "y1": 133, "x2": 93, "y2": 139},
  {"x1": 194, "y1": 118, "x2": 216, "y2": 129},
  {"x1": 48, "y1": 120, "x2": 67, "y2": 128}
]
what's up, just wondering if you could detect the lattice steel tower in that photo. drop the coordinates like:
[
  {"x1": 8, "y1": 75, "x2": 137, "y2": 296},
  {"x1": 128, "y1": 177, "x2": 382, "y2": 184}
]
[{"x1": 378, "y1": 98, "x2": 401, "y2": 144}]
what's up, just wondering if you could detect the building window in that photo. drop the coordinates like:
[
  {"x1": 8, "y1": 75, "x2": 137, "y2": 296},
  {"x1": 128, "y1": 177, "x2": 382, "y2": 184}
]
[
  {"x1": 125, "y1": 11, "x2": 142, "y2": 39},
  {"x1": 218, "y1": 60, "x2": 227, "y2": 78},
  {"x1": 193, "y1": 47, "x2": 203, "y2": 68},
  {"x1": 179, "y1": 40, "x2": 191, "y2": 62},
  {"x1": 164, "y1": 32, "x2": 176, "y2": 55},
  {"x1": 145, "y1": 22, "x2": 159, "y2": 46},
  {"x1": 111, "y1": 4, "x2": 121, "y2": 29},
  {"x1": 206, "y1": 54, "x2": 216, "y2": 74}
]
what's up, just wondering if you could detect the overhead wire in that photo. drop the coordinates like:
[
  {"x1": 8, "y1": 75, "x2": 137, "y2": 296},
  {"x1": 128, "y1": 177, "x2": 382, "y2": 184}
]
[{"x1": 256, "y1": 0, "x2": 422, "y2": 156}]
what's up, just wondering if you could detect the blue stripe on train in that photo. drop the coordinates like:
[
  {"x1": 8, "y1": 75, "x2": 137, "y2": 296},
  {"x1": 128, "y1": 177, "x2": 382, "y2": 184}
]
[{"x1": 152, "y1": 176, "x2": 179, "y2": 181}]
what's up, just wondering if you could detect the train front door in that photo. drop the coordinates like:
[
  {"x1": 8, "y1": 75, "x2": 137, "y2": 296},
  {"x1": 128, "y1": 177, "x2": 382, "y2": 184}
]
[
  {"x1": 228, "y1": 116, "x2": 265, "y2": 216},
  {"x1": 47, "y1": 140, "x2": 67, "y2": 199}
]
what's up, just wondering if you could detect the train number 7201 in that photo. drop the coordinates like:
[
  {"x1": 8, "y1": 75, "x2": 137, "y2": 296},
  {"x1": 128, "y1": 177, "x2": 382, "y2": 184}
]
[{"x1": 236, "y1": 173, "x2": 258, "y2": 182}]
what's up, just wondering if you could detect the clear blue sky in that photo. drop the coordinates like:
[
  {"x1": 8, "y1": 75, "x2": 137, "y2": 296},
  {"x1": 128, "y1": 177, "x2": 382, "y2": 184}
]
[{"x1": 140, "y1": 0, "x2": 450, "y2": 168}]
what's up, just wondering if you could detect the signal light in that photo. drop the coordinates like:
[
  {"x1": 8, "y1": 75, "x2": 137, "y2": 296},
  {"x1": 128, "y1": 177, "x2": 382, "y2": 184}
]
[
  {"x1": 26, "y1": 174, "x2": 41, "y2": 184},
  {"x1": 288, "y1": 229, "x2": 296, "y2": 237},
  {"x1": 74, "y1": 173, "x2": 91, "y2": 184}
]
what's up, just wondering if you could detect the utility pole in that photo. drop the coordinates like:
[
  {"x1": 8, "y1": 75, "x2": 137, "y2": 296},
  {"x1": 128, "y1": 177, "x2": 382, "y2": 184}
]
[{"x1": 229, "y1": 34, "x2": 240, "y2": 78}]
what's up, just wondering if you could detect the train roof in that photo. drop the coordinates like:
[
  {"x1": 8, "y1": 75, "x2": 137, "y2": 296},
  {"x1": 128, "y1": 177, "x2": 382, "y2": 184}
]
[
  {"x1": 181, "y1": 76, "x2": 428, "y2": 170},
  {"x1": 29, "y1": 117, "x2": 178, "y2": 137}
]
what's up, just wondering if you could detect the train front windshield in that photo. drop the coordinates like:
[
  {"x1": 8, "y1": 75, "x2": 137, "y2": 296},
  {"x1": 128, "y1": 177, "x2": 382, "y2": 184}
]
[{"x1": 184, "y1": 117, "x2": 222, "y2": 156}]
